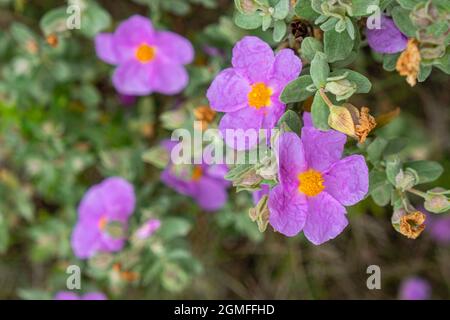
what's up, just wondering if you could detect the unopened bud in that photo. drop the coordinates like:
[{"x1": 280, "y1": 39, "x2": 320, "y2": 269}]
[
  {"x1": 395, "y1": 168, "x2": 418, "y2": 191},
  {"x1": 424, "y1": 188, "x2": 450, "y2": 213},
  {"x1": 325, "y1": 79, "x2": 356, "y2": 101}
]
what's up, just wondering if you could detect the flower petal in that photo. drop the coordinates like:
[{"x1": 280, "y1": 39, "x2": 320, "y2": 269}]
[
  {"x1": 270, "y1": 48, "x2": 302, "y2": 84},
  {"x1": 301, "y1": 126, "x2": 346, "y2": 172},
  {"x1": 195, "y1": 177, "x2": 228, "y2": 211},
  {"x1": 82, "y1": 293, "x2": 107, "y2": 300},
  {"x1": 323, "y1": 155, "x2": 369, "y2": 206},
  {"x1": 154, "y1": 31, "x2": 194, "y2": 65},
  {"x1": 71, "y1": 221, "x2": 101, "y2": 259},
  {"x1": 112, "y1": 60, "x2": 153, "y2": 95},
  {"x1": 113, "y1": 15, "x2": 155, "y2": 62},
  {"x1": 219, "y1": 107, "x2": 264, "y2": 150},
  {"x1": 275, "y1": 132, "x2": 307, "y2": 189},
  {"x1": 253, "y1": 184, "x2": 270, "y2": 205},
  {"x1": 268, "y1": 185, "x2": 308, "y2": 237},
  {"x1": 207, "y1": 68, "x2": 251, "y2": 112},
  {"x1": 100, "y1": 177, "x2": 136, "y2": 221},
  {"x1": 232, "y1": 36, "x2": 274, "y2": 83},
  {"x1": 303, "y1": 192, "x2": 348, "y2": 245},
  {"x1": 161, "y1": 166, "x2": 197, "y2": 197},
  {"x1": 95, "y1": 33, "x2": 119, "y2": 65},
  {"x1": 148, "y1": 60, "x2": 189, "y2": 94},
  {"x1": 366, "y1": 15, "x2": 408, "y2": 54},
  {"x1": 55, "y1": 292, "x2": 79, "y2": 300}
]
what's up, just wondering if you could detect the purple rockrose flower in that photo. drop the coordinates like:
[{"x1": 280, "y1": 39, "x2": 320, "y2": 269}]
[
  {"x1": 160, "y1": 140, "x2": 229, "y2": 211},
  {"x1": 55, "y1": 292, "x2": 107, "y2": 300},
  {"x1": 71, "y1": 177, "x2": 136, "y2": 259},
  {"x1": 366, "y1": 15, "x2": 408, "y2": 54},
  {"x1": 426, "y1": 213, "x2": 450, "y2": 244},
  {"x1": 252, "y1": 184, "x2": 270, "y2": 205},
  {"x1": 399, "y1": 277, "x2": 431, "y2": 300},
  {"x1": 267, "y1": 114, "x2": 369, "y2": 244},
  {"x1": 135, "y1": 219, "x2": 161, "y2": 239},
  {"x1": 206, "y1": 36, "x2": 302, "y2": 150},
  {"x1": 95, "y1": 15, "x2": 194, "y2": 96}
]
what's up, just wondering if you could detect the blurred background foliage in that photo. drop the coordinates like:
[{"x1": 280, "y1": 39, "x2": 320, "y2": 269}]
[{"x1": 0, "y1": 0, "x2": 449, "y2": 299}]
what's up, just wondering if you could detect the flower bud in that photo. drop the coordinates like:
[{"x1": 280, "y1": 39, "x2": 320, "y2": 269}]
[
  {"x1": 249, "y1": 195, "x2": 270, "y2": 232},
  {"x1": 424, "y1": 188, "x2": 450, "y2": 213},
  {"x1": 325, "y1": 79, "x2": 356, "y2": 101},
  {"x1": 395, "y1": 168, "x2": 418, "y2": 191}
]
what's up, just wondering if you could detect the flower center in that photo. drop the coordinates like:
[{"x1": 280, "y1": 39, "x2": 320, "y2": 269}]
[
  {"x1": 191, "y1": 166, "x2": 203, "y2": 181},
  {"x1": 136, "y1": 44, "x2": 156, "y2": 63},
  {"x1": 247, "y1": 82, "x2": 273, "y2": 109},
  {"x1": 298, "y1": 169, "x2": 325, "y2": 197},
  {"x1": 98, "y1": 215, "x2": 108, "y2": 230}
]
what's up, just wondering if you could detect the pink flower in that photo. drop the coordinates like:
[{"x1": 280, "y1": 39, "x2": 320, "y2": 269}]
[
  {"x1": 95, "y1": 15, "x2": 194, "y2": 96},
  {"x1": 135, "y1": 219, "x2": 161, "y2": 239},
  {"x1": 206, "y1": 36, "x2": 302, "y2": 150},
  {"x1": 268, "y1": 114, "x2": 369, "y2": 244},
  {"x1": 55, "y1": 291, "x2": 107, "y2": 300},
  {"x1": 366, "y1": 15, "x2": 408, "y2": 54},
  {"x1": 71, "y1": 177, "x2": 136, "y2": 259},
  {"x1": 399, "y1": 277, "x2": 431, "y2": 300}
]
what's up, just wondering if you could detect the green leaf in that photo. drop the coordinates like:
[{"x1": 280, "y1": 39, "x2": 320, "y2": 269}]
[
  {"x1": 234, "y1": 12, "x2": 262, "y2": 29},
  {"x1": 324, "y1": 28, "x2": 354, "y2": 63},
  {"x1": 79, "y1": 2, "x2": 111, "y2": 37},
  {"x1": 385, "y1": 158, "x2": 401, "y2": 185},
  {"x1": 40, "y1": 7, "x2": 67, "y2": 35},
  {"x1": 0, "y1": 213, "x2": 9, "y2": 254},
  {"x1": 369, "y1": 170, "x2": 392, "y2": 206},
  {"x1": 396, "y1": 0, "x2": 421, "y2": 9},
  {"x1": 367, "y1": 137, "x2": 388, "y2": 163},
  {"x1": 351, "y1": 0, "x2": 380, "y2": 17},
  {"x1": 273, "y1": 20, "x2": 287, "y2": 42},
  {"x1": 311, "y1": 91, "x2": 330, "y2": 130},
  {"x1": 262, "y1": 14, "x2": 272, "y2": 31},
  {"x1": 294, "y1": 0, "x2": 320, "y2": 20},
  {"x1": 273, "y1": 0, "x2": 290, "y2": 20},
  {"x1": 391, "y1": 6, "x2": 417, "y2": 38},
  {"x1": 405, "y1": 160, "x2": 444, "y2": 184},
  {"x1": 277, "y1": 110, "x2": 303, "y2": 135},
  {"x1": 280, "y1": 75, "x2": 315, "y2": 103},
  {"x1": 300, "y1": 37, "x2": 323, "y2": 62},
  {"x1": 310, "y1": 52, "x2": 330, "y2": 88},
  {"x1": 383, "y1": 138, "x2": 407, "y2": 157},
  {"x1": 159, "y1": 218, "x2": 191, "y2": 239},
  {"x1": 329, "y1": 69, "x2": 372, "y2": 93},
  {"x1": 382, "y1": 53, "x2": 400, "y2": 71}
]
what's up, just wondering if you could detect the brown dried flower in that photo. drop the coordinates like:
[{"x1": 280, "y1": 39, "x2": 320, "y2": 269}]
[
  {"x1": 399, "y1": 211, "x2": 426, "y2": 239},
  {"x1": 46, "y1": 34, "x2": 59, "y2": 48},
  {"x1": 193, "y1": 105, "x2": 216, "y2": 131},
  {"x1": 396, "y1": 39, "x2": 421, "y2": 87}
]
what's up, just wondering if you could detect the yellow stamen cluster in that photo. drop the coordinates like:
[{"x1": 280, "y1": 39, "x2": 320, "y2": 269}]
[
  {"x1": 247, "y1": 82, "x2": 273, "y2": 109},
  {"x1": 98, "y1": 215, "x2": 108, "y2": 230},
  {"x1": 136, "y1": 43, "x2": 156, "y2": 63},
  {"x1": 191, "y1": 166, "x2": 203, "y2": 181},
  {"x1": 298, "y1": 169, "x2": 325, "y2": 197}
]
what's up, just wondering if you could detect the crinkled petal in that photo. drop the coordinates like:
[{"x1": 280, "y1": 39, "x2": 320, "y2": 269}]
[
  {"x1": 270, "y1": 48, "x2": 302, "y2": 84},
  {"x1": 253, "y1": 184, "x2": 270, "y2": 205},
  {"x1": 195, "y1": 177, "x2": 227, "y2": 211},
  {"x1": 95, "y1": 33, "x2": 119, "y2": 65},
  {"x1": 275, "y1": 132, "x2": 307, "y2": 190},
  {"x1": 232, "y1": 36, "x2": 274, "y2": 83},
  {"x1": 366, "y1": 15, "x2": 408, "y2": 54},
  {"x1": 55, "y1": 292, "x2": 79, "y2": 300},
  {"x1": 71, "y1": 221, "x2": 102, "y2": 259},
  {"x1": 154, "y1": 31, "x2": 194, "y2": 65},
  {"x1": 82, "y1": 293, "x2": 107, "y2": 300},
  {"x1": 262, "y1": 100, "x2": 286, "y2": 131},
  {"x1": 161, "y1": 166, "x2": 196, "y2": 197},
  {"x1": 112, "y1": 60, "x2": 153, "y2": 96},
  {"x1": 113, "y1": 15, "x2": 154, "y2": 62},
  {"x1": 99, "y1": 177, "x2": 135, "y2": 221},
  {"x1": 268, "y1": 185, "x2": 308, "y2": 237},
  {"x1": 323, "y1": 155, "x2": 369, "y2": 206},
  {"x1": 301, "y1": 126, "x2": 346, "y2": 172},
  {"x1": 206, "y1": 68, "x2": 250, "y2": 112},
  {"x1": 219, "y1": 107, "x2": 264, "y2": 150},
  {"x1": 303, "y1": 192, "x2": 348, "y2": 245},
  {"x1": 148, "y1": 60, "x2": 189, "y2": 94}
]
